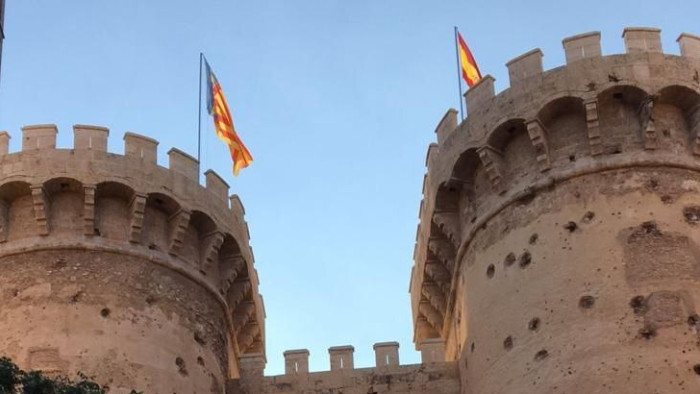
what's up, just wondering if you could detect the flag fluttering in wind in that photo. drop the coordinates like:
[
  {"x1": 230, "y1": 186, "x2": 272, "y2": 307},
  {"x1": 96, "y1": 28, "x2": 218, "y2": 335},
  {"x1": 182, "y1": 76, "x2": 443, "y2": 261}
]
[
  {"x1": 203, "y1": 58, "x2": 253, "y2": 176},
  {"x1": 456, "y1": 30, "x2": 482, "y2": 88}
]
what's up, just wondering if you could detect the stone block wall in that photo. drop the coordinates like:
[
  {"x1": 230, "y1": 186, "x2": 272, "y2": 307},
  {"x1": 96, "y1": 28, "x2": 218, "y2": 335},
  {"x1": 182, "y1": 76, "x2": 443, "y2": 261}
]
[
  {"x1": 0, "y1": 125, "x2": 266, "y2": 392},
  {"x1": 412, "y1": 27, "x2": 700, "y2": 393},
  {"x1": 228, "y1": 341, "x2": 459, "y2": 394}
]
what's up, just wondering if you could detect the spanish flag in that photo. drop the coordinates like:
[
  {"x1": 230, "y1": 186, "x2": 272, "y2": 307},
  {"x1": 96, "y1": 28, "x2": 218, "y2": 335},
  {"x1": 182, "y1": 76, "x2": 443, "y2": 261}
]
[
  {"x1": 457, "y1": 31, "x2": 482, "y2": 88},
  {"x1": 204, "y1": 59, "x2": 253, "y2": 176}
]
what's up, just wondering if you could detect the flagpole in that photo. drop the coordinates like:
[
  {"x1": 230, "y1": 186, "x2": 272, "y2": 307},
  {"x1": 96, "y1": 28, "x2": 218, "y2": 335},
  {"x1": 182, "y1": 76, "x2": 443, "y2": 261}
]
[
  {"x1": 453, "y1": 27, "x2": 465, "y2": 121},
  {"x1": 197, "y1": 52, "x2": 203, "y2": 169}
]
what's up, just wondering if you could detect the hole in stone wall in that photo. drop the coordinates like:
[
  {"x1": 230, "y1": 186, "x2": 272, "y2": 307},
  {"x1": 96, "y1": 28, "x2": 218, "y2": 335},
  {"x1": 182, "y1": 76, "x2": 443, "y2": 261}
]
[
  {"x1": 582, "y1": 211, "x2": 595, "y2": 223},
  {"x1": 579, "y1": 295, "x2": 596, "y2": 309},
  {"x1": 683, "y1": 207, "x2": 700, "y2": 225},
  {"x1": 661, "y1": 195, "x2": 673, "y2": 204},
  {"x1": 100, "y1": 308, "x2": 110, "y2": 318},
  {"x1": 638, "y1": 323, "x2": 657, "y2": 339},
  {"x1": 688, "y1": 314, "x2": 700, "y2": 327},
  {"x1": 504, "y1": 253, "x2": 516, "y2": 267},
  {"x1": 528, "y1": 317, "x2": 541, "y2": 331},
  {"x1": 693, "y1": 364, "x2": 700, "y2": 376},
  {"x1": 568, "y1": 155, "x2": 576, "y2": 162},
  {"x1": 612, "y1": 92, "x2": 623, "y2": 99},
  {"x1": 534, "y1": 349, "x2": 549, "y2": 361},
  {"x1": 194, "y1": 331, "x2": 206, "y2": 345},
  {"x1": 197, "y1": 356, "x2": 205, "y2": 366},
  {"x1": 470, "y1": 342, "x2": 475, "y2": 352},
  {"x1": 145, "y1": 295, "x2": 157, "y2": 305},
  {"x1": 70, "y1": 291, "x2": 84, "y2": 303},
  {"x1": 640, "y1": 221, "x2": 660, "y2": 235},
  {"x1": 630, "y1": 296, "x2": 648, "y2": 315},
  {"x1": 564, "y1": 221, "x2": 578, "y2": 232},
  {"x1": 519, "y1": 252, "x2": 532, "y2": 269},
  {"x1": 175, "y1": 357, "x2": 188, "y2": 376},
  {"x1": 529, "y1": 234, "x2": 538, "y2": 245},
  {"x1": 486, "y1": 264, "x2": 495, "y2": 278},
  {"x1": 647, "y1": 179, "x2": 659, "y2": 190},
  {"x1": 503, "y1": 336, "x2": 513, "y2": 351}
]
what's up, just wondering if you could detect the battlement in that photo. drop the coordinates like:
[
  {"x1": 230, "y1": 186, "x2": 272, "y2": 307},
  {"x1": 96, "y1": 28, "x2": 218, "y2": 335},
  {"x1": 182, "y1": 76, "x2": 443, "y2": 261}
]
[
  {"x1": 0, "y1": 124, "x2": 265, "y2": 369},
  {"x1": 230, "y1": 340, "x2": 459, "y2": 394},
  {"x1": 413, "y1": 27, "x2": 700, "y2": 356}
]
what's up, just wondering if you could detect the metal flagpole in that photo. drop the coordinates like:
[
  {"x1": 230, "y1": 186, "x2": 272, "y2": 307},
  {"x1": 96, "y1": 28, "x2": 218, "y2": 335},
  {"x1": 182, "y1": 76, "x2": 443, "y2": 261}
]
[
  {"x1": 197, "y1": 52, "x2": 203, "y2": 168},
  {"x1": 453, "y1": 27, "x2": 465, "y2": 121}
]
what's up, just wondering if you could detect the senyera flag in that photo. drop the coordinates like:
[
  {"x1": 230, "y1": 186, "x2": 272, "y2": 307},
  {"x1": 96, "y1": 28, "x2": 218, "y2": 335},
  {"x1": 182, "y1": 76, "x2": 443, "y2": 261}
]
[
  {"x1": 457, "y1": 31, "x2": 482, "y2": 88},
  {"x1": 204, "y1": 59, "x2": 253, "y2": 176}
]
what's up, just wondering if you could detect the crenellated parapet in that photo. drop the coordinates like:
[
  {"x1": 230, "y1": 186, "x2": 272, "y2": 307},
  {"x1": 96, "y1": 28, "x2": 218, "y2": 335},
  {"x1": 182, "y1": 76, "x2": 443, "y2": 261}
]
[
  {"x1": 0, "y1": 124, "x2": 265, "y2": 368},
  {"x1": 230, "y1": 340, "x2": 459, "y2": 394},
  {"x1": 411, "y1": 27, "x2": 700, "y2": 353}
]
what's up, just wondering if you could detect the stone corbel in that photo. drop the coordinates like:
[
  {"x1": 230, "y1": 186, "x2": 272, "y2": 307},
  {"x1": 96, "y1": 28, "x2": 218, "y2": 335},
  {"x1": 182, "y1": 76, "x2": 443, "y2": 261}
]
[
  {"x1": 232, "y1": 301, "x2": 256, "y2": 332},
  {"x1": 640, "y1": 96, "x2": 658, "y2": 150},
  {"x1": 428, "y1": 235, "x2": 456, "y2": 272},
  {"x1": 419, "y1": 301, "x2": 444, "y2": 333},
  {"x1": 425, "y1": 261, "x2": 451, "y2": 294},
  {"x1": 432, "y1": 212, "x2": 461, "y2": 248},
  {"x1": 237, "y1": 321, "x2": 260, "y2": 354},
  {"x1": 167, "y1": 208, "x2": 191, "y2": 256},
  {"x1": 227, "y1": 279, "x2": 252, "y2": 310},
  {"x1": 200, "y1": 230, "x2": 224, "y2": 274},
  {"x1": 221, "y1": 255, "x2": 246, "y2": 294},
  {"x1": 0, "y1": 200, "x2": 9, "y2": 242},
  {"x1": 83, "y1": 184, "x2": 96, "y2": 236},
  {"x1": 691, "y1": 108, "x2": 700, "y2": 156},
  {"x1": 584, "y1": 99, "x2": 603, "y2": 156},
  {"x1": 128, "y1": 193, "x2": 147, "y2": 244},
  {"x1": 526, "y1": 119, "x2": 552, "y2": 171},
  {"x1": 477, "y1": 145, "x2": 505, "y2": 193},
  {"x1": 422, "y1": 282, "x2": 447, "y2": 314},
  {"x1": 30, "y1": 185, "x2": 50, "y2": 236}
]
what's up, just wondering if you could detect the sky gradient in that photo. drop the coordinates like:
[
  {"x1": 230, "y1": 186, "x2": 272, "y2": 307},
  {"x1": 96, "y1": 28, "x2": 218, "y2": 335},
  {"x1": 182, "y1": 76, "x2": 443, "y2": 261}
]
[{"x1": 1, "y1": 0, "x2": 698, "y2": 375}]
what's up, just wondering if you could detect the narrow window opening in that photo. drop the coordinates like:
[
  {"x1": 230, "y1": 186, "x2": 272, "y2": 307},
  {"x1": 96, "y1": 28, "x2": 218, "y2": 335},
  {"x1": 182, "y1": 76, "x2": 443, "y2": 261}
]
[
  {"x1": 88, "y1": 136, "x2": 93, "y2": 149},
  {"x1": 340, "y1": 357, "x2": 344, "y2": 369},
  {"x1": 385, "y1": 354, "x2": 390, "y2": 365}
]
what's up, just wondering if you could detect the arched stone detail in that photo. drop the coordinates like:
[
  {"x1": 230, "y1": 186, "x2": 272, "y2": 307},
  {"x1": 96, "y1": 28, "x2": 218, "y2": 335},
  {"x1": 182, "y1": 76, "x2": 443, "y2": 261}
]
[
  {"x1": 43, "y1": 178, "x2": 85, "y2": 237},
  {"x1": 484, "y1": 118, "x2": 538, "y2": 193},
  {"x1": 182, "y1": 210, "x2": 220, "y2": 274},
  {"x1": 0, "y1": 181, "x2": 32, "y2": 242},
  {"x1": 597, "y1": 85, "x2": 650, "y2": 154},
  {"x1": 536, "y1": 96, "x2": 589, "y2": 166},
  {"x1": 219, "y1": 234, "x2": 246, "y2": 295},
  {"x1": 142, "y1": 192, "x2": 182, "y2": 252},
  {"x1": 95, "y1": 181, "x2": 136, "y2": 241},
  {"x1": 446, "y1": 148, "x2": 482, "y2": 236},
  {"x1": 654, "y1": 85, "x2": 700, "y2": 155}
]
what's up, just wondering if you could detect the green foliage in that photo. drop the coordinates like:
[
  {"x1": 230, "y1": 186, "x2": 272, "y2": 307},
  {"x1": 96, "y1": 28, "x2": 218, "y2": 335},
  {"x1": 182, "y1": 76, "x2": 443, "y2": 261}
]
[{"x1": 0, "y1": 358, "x2": 143, "y2": 394}]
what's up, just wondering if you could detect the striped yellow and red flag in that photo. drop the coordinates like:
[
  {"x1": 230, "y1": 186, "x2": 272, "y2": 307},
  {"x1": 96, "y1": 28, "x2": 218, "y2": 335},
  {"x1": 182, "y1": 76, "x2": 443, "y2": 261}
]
[
  {"x1": 457, "y1": 31, "x2": 482, "y2": 88},
  {"x1": 205, "y1": 60, "x2": 253, "y2": 176}
]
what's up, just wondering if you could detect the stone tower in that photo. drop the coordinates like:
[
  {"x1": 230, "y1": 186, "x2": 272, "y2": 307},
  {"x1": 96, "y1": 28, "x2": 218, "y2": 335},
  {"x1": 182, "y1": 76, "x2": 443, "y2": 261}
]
[
  {"x1": 411, "y1": 28, "x2": 700, "y2": 393},
  {"x1": 0, "y1": 125, "x2": 265, "y2": 394}
]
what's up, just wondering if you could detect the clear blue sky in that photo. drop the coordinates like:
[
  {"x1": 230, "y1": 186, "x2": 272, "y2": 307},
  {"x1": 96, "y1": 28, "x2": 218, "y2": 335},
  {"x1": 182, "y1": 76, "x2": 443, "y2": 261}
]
[{"x1": 0, "y1": 0, "x2": 697, "y2": 376}]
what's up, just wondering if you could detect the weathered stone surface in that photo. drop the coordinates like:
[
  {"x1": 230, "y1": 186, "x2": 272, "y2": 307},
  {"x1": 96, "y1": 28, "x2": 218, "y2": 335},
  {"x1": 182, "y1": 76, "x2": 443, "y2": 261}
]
[
  {"x1": 0, "y1": 127, "x2": 264, "y2": 393},
  {"x1": 411, "y1": 27, "x2": 700, "y2": 394}
]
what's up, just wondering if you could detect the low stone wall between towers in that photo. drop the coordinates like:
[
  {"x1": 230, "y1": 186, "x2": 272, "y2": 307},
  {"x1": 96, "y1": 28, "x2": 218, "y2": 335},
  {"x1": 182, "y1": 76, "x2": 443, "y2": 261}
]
[{"x1": 228, "y1": 341, "x2": 460, "y2": 394}]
